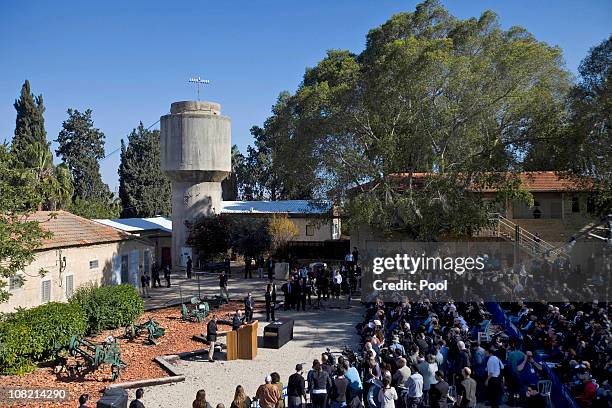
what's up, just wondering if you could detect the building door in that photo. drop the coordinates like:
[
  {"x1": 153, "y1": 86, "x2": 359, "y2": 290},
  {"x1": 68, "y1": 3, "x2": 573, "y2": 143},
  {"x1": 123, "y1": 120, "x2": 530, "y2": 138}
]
[
  {"x1": 121, "y1": 255, "x2": 129, "y2": 284},
  {"x1": 161, "y1": 247, "x2": 171, "y2": 268}
]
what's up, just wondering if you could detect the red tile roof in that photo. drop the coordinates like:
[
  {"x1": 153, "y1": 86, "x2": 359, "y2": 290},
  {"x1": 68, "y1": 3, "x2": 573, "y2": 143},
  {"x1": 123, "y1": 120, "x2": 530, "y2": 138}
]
[
  {"x1": 480, "y1": 172, "x2": 592, "y2": 193},
  {"x1": 364, "y1": 172, "x2": 592, "y2": 193},
  {"x1": 27, "y1": 211, "x2": 135, "y2": 250}
]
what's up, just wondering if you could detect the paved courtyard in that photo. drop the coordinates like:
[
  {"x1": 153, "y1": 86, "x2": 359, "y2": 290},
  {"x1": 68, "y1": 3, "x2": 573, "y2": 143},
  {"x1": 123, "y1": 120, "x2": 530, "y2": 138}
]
[
  {"x1": 142, "y1": 264, "x2": 283, "y2": 310},
  {"x1": 133, "y1": 300, "x2": 363, "y2": 407}
]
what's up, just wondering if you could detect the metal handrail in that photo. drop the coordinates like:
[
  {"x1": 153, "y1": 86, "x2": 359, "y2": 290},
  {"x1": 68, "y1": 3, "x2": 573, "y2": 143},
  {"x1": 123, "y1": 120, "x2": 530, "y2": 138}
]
[{"x1": 486, "y1": 213, "x2": 570, "y2": 261}]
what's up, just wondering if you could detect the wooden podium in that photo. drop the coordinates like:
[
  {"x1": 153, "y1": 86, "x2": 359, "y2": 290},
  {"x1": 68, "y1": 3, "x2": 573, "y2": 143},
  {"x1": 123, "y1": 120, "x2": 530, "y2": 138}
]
[{"x1": 226, "y1": 320, "x2": 258, "y2": 361}]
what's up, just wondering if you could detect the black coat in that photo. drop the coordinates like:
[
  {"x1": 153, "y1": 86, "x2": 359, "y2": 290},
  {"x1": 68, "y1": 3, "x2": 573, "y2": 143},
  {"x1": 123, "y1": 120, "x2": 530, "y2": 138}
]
[{"x1": 207, "y1": 320, "x2": 218, "y2": 342}]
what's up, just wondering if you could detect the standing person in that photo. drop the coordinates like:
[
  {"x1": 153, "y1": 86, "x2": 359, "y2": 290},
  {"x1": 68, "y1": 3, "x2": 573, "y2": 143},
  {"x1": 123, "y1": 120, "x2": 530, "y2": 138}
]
[
  {"x1": 299, "y1": 277, "x2": 308, "y2": 311},
  {"x1": 309, "y1": 360, "x2": 332, "y2": 408},
  {"x1": 219, "y1": 270, "x2": 229, "y2": 302},
  {"x1": 244, "y1": 292, "x2": 254, "y2": 323},
  {"x1": 129, "y1": 388, "x2": 145, "y2": 408},
  {"x1": 232, "y1": 310, "x2": 243, "y2": 331},
  {"x1": 404, "y1": 368, "x2": 424, "y2": 408},
  {"x1": 265, "y1": 284, "x2": 276, "y2": 322},
  {"x1": 282, "y1": 277, "x2": 295, "y2": 310},
  {"x1": 377, "y1": 377, "x2": 398, "y2": 408},
  {"x1": 266, "y1": 256, "x2": 274, "y2": 280},
  {"x1": 244, "y1": 256, "x2": 252, "y2": 279},
  {"x1": 417, "y1": 355, "x2": 438, "y2": 404},
  {"x1": 288, "y1": 364, "x2": 307, "y2": 408},
  {"x1": 140, "y1": 271, "x2": 147, "y2": 297},
  {"x1": 207, "y1": 315, "x2": 218, "y2": 362},
  {"x1": 342, "y1": 360, "x2": 363, "y2": 402},
  {"x1": 456, "y1": 368, "x2": 477, "y2": 408},
  {"x1": 344, "y1": 252, "x2": 354, "y2": 270},
  {"x1": 230, "y1": 385, "x2": 252, "y2": 408},
  {"x1": 331, "y1": 366, "x2": 349, "y2": 408},
  {"x1": 164, "y1": 265, "x2": 171, "y2": 287},
  {"x1": 428, "y1": 371, "x2": 449, "y2": 408},
  {"x1": 485, "y1": 348, "x2": 504, "y2": 408},
  {"x1": 294, "y1": 278, "x2": 303, "y2": 312},
  {"x1": 332, "y1": 270, "x2": 342, "y2": 300},
  {"x1": 271, "y1": 372, "x2": 285, "y2": 408},
  {"x1": 151, "y1": 262, "x2": 161, "y2": 288},
  {"x1": 186, "y1": 256, "x2": 193, "y2": 279},
  {"x1": 256, "y1": 375, "x2": 281, "y2": 408},
  {"x1": 257, "y1": 255, "x2": 264, "y2": 279},
  {"x1": 193, "y1": 389, "x2": 213, "y2": 408},
  {"x1": 351, "y1": 247, "x2": 359, "y2": 269}
]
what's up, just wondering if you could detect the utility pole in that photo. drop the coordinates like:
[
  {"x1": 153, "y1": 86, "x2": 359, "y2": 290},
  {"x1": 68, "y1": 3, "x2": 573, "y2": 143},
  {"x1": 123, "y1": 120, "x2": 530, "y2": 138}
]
[{"x1": 188, "y1": 77, "x2": 210, "y2": 101}]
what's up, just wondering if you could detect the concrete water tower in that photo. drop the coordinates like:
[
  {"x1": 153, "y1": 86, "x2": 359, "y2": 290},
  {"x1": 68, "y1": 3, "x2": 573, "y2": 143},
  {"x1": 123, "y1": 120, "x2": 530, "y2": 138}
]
[{"x1": 160, "y1": 101, "x2": 231, "y2": 269}]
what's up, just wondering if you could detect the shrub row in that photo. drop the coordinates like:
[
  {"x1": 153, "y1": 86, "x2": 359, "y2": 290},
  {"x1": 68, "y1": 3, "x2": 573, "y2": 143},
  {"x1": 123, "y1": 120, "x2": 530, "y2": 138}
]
[
  {"x1": 0, "y1": 302, "x2": 87, "y2": 374},
  {"x1": 0, "y1": 284, "x2": 143, "y2": 375},
  {"x1": 70, "y1": 284, "x2": 144, "y2": 334}
]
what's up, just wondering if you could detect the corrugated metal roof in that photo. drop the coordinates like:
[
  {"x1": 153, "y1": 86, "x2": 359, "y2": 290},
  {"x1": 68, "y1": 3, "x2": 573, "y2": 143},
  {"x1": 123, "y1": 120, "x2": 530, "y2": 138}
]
[
  {"x1": 220, "y1": 200, "x2": 331, "y2": 214},
  {"x1": 94, "y1": 216, "x2": 172, "y2": 233},
  {"x1": 27, "y1": 211, "x2": 135, "y2": 250}
]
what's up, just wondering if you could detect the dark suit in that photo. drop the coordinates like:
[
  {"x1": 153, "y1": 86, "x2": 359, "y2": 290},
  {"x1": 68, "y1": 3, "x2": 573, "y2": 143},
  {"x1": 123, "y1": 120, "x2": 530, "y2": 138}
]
[{"x1": 429, "y1": 380, "x2": 449, "y2": 408}]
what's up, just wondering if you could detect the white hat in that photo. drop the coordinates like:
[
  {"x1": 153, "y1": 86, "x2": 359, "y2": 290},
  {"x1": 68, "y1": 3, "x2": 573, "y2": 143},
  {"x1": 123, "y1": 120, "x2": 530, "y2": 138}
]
[{"x1": 265, "y1": 375, "x2": 272, "y2": 382}]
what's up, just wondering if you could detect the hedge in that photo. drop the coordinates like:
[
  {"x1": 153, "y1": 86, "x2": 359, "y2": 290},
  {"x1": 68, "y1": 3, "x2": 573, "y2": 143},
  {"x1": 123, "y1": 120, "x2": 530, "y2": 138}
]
[
  {"x1": 70, "y1": 284, "x2": 144, "y2": 334},
  {"x1": 0, "y1": 302, "x2": 87, "y2": 375}
]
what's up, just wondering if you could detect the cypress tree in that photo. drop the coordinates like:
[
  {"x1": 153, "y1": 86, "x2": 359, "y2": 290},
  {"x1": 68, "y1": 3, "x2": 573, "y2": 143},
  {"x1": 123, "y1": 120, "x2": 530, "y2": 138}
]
[
  {"x1": 118, "y1": 122, "x2": 171, "y2": 218},
  {"x1": 12, "y1": 80, "x2": 52, "y2": 167}
]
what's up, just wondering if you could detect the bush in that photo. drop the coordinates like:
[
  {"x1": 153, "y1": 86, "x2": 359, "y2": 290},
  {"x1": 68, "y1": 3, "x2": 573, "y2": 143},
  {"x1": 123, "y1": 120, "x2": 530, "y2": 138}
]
[
  {"x1": 70, "y1": 284, "x2": 143, "y2": 334},
  {"x1": 0, "y1": 302, "x2": 87, "y2": 375}
]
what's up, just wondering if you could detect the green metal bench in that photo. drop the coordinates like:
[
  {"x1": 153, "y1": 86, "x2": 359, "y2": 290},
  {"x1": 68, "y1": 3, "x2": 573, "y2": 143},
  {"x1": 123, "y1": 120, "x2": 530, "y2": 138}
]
[
  {"x1": 181, "y1": 297, "x2": 210, "y2": 322},
  {"x1": 125, "y1": 318, "x2": 165, "y2": 345}
]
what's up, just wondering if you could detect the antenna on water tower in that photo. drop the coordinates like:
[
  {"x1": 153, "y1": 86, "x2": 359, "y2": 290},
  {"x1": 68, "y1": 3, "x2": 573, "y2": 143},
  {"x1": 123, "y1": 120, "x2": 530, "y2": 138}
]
[{"x1": 188, "y1": 77, "x2": 210, "y2": 101}]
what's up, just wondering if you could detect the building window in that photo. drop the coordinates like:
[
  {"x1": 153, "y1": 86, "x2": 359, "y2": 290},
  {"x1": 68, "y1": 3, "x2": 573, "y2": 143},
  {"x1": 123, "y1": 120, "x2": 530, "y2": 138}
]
[
  {"x1": 306, "y1": 225, "x2": 315, "y2": 236},
  {"x1": 65, "y1": 275, "x2": 74, "y2": 299},
  {"x1": 89, "y1": 260, "x2": 99, "y2": 269},
  {"x1": 41, "y1": 280, "x2": 51, "y2": 303},
  {"x1": 9, "y1": 275, "x2": 23, "y2": 291},
  {"x1": 572, "y1": 196, "x2": 580, "y2": 213}
]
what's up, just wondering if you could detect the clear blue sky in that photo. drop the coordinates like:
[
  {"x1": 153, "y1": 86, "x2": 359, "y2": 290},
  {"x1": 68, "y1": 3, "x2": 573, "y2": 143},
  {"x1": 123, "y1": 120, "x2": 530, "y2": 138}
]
[{"x1": 0, "y1": 1, "x2": 610, "y2": 191}]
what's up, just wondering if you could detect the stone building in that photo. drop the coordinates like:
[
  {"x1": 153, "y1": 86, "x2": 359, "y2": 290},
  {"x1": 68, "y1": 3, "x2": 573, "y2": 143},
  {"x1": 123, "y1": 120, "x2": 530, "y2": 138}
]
[{"x1": 1, "y1": 211, "x2": 152, "y2": 313}]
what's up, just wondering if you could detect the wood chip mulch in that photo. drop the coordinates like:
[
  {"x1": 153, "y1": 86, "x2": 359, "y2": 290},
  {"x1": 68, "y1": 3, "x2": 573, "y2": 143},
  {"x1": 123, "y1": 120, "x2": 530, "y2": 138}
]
[{"x1": 0, "y1": 301, "x2": 252, "y2": 408}]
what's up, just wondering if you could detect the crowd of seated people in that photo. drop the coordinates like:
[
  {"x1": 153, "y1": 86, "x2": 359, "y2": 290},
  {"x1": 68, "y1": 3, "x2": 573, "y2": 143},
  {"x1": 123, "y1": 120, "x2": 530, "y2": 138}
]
[
  {"x1": 356, "y1": 298, "x2": 610, "y2": 408},
  {"x1": 505, "y1": 300, "x2": 611, "y2": 407}
]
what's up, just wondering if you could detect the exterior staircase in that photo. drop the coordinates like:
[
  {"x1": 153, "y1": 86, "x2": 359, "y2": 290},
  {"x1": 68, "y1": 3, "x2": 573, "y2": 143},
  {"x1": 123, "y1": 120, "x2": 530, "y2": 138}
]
[{"x1": 477, "y1": 213, "x2": 571, "y2": 262}]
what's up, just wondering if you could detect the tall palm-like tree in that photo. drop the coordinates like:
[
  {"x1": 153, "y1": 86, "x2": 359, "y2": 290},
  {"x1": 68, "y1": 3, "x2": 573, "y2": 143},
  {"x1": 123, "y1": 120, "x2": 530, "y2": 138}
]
[{"x1": 22, "y1": 142, "x2": 73, "y2": 210}]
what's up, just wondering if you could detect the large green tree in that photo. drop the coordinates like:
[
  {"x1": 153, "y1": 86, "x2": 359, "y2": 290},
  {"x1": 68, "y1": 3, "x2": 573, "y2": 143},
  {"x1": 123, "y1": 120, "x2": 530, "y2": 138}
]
[
  {"x1": 12, "y1": 80, "x2": 51, "y2": 168},
  {"x1": 10, "y1": 81, "x2": 73, "y2": 211},
  {"x1": 56, "y1": 109, "x2": 109, "y2": 200},
  {"x1": 564, "y1": 35, "x2": 611, "y2": 213},
  {"x1": 256, "y1": 0, "x2": 571, "y2": 239},
  {"x1": 0, "y1": 145, "x2": 51, "y2": 303},
  {"x1": 55, "y1": 109, "x2": 118, "y2": 219},
  {"x1": 118, "y1": 122, "x2": 171, "y2": 218}
]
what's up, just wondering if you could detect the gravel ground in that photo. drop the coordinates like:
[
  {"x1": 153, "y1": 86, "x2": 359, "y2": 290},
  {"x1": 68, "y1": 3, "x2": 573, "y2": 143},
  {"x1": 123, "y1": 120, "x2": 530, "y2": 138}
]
[{"x1": 133, "y1": 300, "x2": 363, "y2": 408}]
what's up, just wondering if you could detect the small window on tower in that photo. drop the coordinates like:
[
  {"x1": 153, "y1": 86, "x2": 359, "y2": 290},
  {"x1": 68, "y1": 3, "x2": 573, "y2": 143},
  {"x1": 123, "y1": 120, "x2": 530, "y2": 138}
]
[{"x1": 89, "y1": 260, "x2": 99, "y2": 269}]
